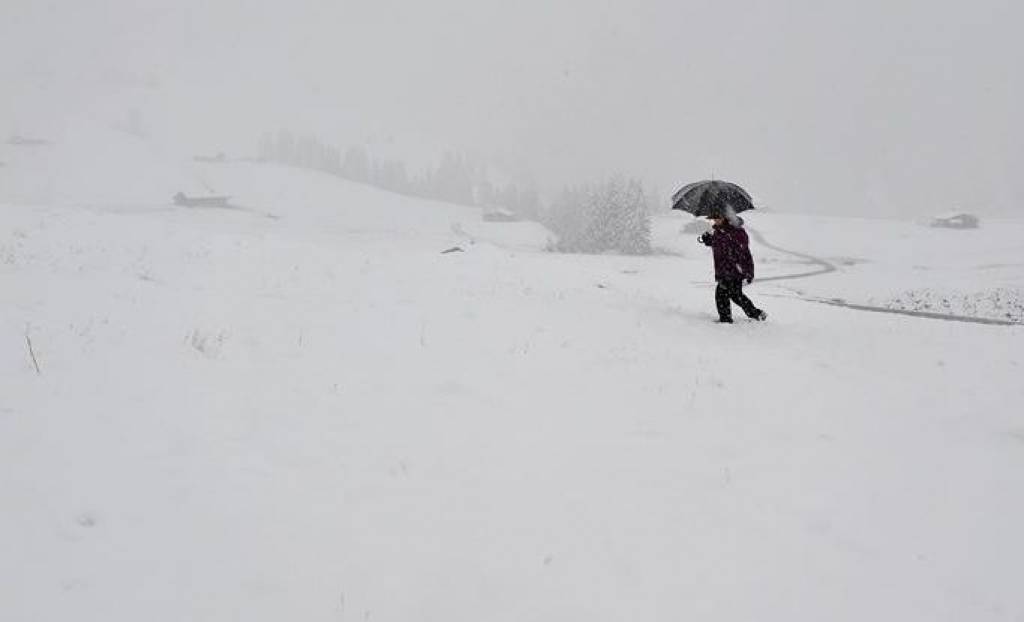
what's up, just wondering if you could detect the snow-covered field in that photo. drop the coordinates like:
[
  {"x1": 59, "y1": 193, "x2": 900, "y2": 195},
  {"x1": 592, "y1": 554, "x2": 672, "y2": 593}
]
[
  {"x1": 2, "y1": 128, "x2": 1023, "y2": 621},
  {"x1": 728, "y1": 213, "x2": 1024, "y2": 323}
]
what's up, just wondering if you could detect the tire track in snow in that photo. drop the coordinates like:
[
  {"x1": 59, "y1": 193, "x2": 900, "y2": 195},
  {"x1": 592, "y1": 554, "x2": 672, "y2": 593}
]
[
  {"x1": 746, "y1": 226, "x2": 837, "y2": 282},
  {"x1": 746, "y1": 227, "x2": 1023, "y2": 326},
  {"x1": 762, "y1": 293, "x2": 1022, "y2": 326}
]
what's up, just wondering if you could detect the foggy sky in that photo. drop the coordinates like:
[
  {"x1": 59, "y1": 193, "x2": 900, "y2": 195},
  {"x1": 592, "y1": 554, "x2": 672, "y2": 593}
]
[{"x1": 2, "y1": 0, "x2": 1021, "y2": 215}]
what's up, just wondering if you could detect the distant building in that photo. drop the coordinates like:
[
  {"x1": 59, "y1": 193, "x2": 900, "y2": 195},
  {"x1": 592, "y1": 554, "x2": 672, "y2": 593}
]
[
  {"x1": 482, "y1": 208, "x2": 520, "y2": 223},
  {"x1": 8, "y1": 134, "x2": 51, "y2": 146},
  {"x1": 930, "y1": 212, "x2": 980, "y2": 229},
  {"x1": 173, "y1": 192, "x2": 231, "y2": 208},
  {"x1": 193, "y1": 152, "x2": 227, "y2": 163}
]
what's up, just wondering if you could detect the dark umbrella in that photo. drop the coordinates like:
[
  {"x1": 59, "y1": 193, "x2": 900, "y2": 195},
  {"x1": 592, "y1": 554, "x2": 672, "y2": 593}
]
[{"x1": 671, "y1": 180, "x2": 755, "y2": 218}]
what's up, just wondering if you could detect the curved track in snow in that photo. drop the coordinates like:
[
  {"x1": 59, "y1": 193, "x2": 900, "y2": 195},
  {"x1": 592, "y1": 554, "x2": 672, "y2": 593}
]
[
  {"x1": 746, "y1": 226, "x2": 837, "y2": 282},
  {"x1": 747, "y1": 227, "x2": 1022, "y2": 326}
]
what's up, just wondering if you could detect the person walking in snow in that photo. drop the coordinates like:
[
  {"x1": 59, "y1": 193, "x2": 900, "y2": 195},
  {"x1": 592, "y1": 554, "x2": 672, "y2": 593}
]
[{"x1": 699, "y1": 206, "x2": 767, "y2": 323}]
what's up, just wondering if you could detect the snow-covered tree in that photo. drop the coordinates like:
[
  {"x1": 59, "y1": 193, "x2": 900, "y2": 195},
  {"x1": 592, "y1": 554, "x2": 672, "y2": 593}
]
[
  {"x1": 430, "y1": 151, "x2": 475, "y2": 205},
  {"x1": 619, "y1": 179, "x2": 652, "y2": 255},
  {"x1": 547, "y1": 176, "x2": 651, "y2": 255},
  {"x1": 373, "y1": 159, "x2": 411, "y2": 195},
  {"x1": 341, "y1": 146, "x2": 371, "y2": 182}
]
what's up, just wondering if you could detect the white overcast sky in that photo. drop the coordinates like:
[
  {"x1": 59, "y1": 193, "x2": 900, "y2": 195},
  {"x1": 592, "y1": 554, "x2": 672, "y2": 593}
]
[{"x1": 2, "y1": 0, "x2": 1021, "y2": 214}]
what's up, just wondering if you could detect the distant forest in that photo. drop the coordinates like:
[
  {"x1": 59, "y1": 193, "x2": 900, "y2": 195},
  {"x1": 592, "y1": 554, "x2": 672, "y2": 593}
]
[
  {"x1": 257, "y1": 130, "x2": 651, "y2": 255},
  {"x1": 257, "y1": 130, "x2": 542, "y2": 219}
]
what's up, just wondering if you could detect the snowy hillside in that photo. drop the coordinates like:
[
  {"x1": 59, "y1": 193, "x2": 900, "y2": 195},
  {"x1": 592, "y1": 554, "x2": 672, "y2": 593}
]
[
  {"x1": 0, "y1": 120, "x2": 208, "y2": 208},
  {"x1": 2, "y1": 129, "x2": 1023, "y2": 621}
]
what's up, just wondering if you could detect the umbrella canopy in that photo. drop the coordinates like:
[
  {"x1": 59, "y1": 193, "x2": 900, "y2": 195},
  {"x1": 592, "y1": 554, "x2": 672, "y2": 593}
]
[{"x1": 672, "y1": 180, "x2": 755, "y2": 218}]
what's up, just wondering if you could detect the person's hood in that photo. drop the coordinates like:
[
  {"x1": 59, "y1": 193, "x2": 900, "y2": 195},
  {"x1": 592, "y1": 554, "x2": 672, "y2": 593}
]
[
  {"x1": 723, "y1": 204, "x2": 744, "y2": 227},
  {"x1": 713, "y1": 216, "x2": 744, "y2": 229}
]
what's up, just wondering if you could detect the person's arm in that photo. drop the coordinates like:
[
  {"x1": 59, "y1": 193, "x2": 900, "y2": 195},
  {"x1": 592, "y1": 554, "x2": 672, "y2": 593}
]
[
  {"x1": 737, "y1": 232, "x2": 755, "y2": 281},
  {"x1": 741, "y1": 246, "x2": 755, "y2": 282}
]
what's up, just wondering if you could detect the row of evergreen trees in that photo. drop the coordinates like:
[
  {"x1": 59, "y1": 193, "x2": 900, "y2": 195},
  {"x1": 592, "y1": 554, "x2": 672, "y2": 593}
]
[
  {"x1": 257, "y1": 130, "x2": 652, "y2": 255},
  {"x1": 257, "y1": 130, "x2": 541, "y2": 217},
  {"x1": 257, "y1": 131, "x2": 342, "y2": 175}
]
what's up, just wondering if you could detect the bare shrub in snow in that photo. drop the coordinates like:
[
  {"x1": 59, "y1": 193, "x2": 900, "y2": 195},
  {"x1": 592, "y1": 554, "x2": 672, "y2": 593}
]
[{"x1": 186, "y1": 329, "x2": 227, "y2": 359}]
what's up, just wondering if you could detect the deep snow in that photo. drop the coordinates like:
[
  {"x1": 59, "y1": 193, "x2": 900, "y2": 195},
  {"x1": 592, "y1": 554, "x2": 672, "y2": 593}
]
[{"x1": 2, "y1": 126, "x2": 1023, "y2": 621}]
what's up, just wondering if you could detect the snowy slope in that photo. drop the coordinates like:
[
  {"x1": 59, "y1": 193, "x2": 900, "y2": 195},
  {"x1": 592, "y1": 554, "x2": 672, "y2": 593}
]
[
  {"x1": 0, "y1": 117, "x2": 209, "y2": 208},
  {"x1": 2, "y1": 141, "x2": 1023, "y2": 621}
]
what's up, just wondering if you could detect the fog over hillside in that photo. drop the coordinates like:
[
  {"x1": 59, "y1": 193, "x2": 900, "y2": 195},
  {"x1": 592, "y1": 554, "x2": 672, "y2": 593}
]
[{"x1": 2, "y1": 0, "x2": 1021, "y2": 215}]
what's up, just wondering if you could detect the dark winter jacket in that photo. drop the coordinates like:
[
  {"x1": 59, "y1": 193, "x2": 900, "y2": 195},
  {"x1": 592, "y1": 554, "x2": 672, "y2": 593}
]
[{"x1": 700, "y1": 220, "x2": 755, "y2": 282}]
